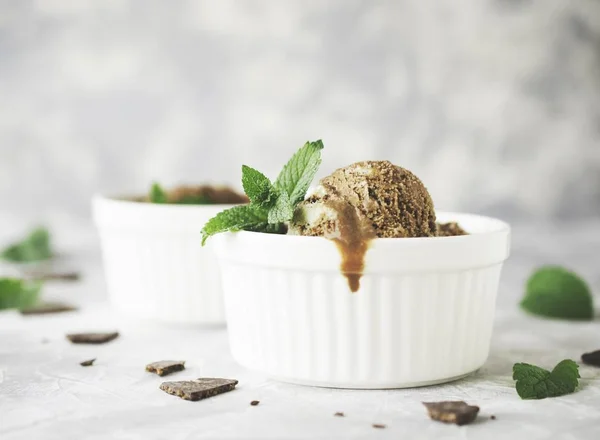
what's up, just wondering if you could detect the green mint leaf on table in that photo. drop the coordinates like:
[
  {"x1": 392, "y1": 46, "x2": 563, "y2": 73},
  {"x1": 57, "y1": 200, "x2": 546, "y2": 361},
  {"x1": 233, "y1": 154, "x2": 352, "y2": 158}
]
[
  {"x1": 242, "y1": 165, "x2": 278, "y2": 208},
  {"x1": 1, "y1": 228, "x2": 52, "y2": 263},
  {"x1": 0, "y1": 278, "x2": 42, "y2": 310},
  {"x1": 513, "y1": 360, "x2": 580, "y2": 400},
  {"x1": 275, "y1": 140, "x2": 324, "y2": 205},
  {"x1": 149, "y1": 182, "x2": 168, "y2": 204},
  {"x1": 201, "y1": 205, "x2": 269, "y2": 245},
  {"x1": 201, "y1": 140, "x2": 324, "y2": 245},
  {"x1": 521, "y1": 266, "x2": 593, "y2": 320}
]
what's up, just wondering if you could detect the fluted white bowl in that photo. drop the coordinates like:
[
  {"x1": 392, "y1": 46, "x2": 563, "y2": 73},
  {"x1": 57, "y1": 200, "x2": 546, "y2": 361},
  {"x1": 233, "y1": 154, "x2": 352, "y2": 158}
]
[
  {"x1": 93, "y1": 194, "x2": 233, "y2": 324},
  {"x1": 213, "y1": 212, "x2": 510, "y2": 388}
]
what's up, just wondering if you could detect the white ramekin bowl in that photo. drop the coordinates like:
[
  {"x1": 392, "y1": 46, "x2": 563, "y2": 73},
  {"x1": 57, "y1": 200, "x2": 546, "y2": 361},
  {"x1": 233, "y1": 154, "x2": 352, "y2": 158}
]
[
  {"x1": 93, "y1": 195, "x2": 233, "y2": 325},
  {"x1": 213, "y1": 212, "x2": 510, "y2": 388}
]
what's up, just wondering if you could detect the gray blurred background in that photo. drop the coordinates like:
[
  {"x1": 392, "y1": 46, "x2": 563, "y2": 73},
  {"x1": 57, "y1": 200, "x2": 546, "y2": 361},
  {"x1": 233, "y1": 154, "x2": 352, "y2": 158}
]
[{"x1": 1, "y1": 0, "x2": 600, "y2": 237}]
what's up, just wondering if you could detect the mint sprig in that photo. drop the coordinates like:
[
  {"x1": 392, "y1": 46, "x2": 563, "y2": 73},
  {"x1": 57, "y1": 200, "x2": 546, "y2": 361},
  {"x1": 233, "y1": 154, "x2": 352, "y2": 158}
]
[
  {"x1": 201, "y1": 140, "x2": 324, "y2": 245},
  {"x1": 513, "y1": 359, "x2": 580, "y2": 400},
  {"x1": 149, "y1": 182, "x2": 168, "y2": 204},
  {"x1": 1, "y1": 228, "x2": 52, "y2": 263},
  {"x1": 521, "y1": 266, "x2": 593, "y2": 320},
  {"x1": 149, "y1": 182, "x2": 212, "y2": 205}
]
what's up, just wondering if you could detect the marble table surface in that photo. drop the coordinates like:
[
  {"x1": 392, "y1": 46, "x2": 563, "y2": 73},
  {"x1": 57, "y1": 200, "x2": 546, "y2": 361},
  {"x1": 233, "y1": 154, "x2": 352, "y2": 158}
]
[{"x1": 1, "y1": 221, "x2": 600, "y2": 440}]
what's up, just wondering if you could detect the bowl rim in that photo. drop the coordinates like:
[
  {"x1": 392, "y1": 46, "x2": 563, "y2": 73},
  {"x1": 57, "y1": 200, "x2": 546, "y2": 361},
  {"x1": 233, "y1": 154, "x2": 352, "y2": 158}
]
[
  {"x1": 216, "y1": 211, "x2": 510, "y2": 244},
  {"x1": 92, "y1": 192, "x2": 244, "y2": 211}
]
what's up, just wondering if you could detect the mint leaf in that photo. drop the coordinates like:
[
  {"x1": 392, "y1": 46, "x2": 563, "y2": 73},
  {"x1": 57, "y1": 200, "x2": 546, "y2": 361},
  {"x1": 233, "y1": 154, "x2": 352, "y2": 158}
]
[
  {"x1": 267, "y1": 190, "x2": 294, "y2": 224},
  {"x1": 1, "y1": 228, "x2": 52, "y2": 263},
  {"x1": 513, "y1": 359, "x2": 580, "y2": 400},
  {"x1": 275, "y1": 140, "x2": 324, "y2": 205},
  {"x1": 201, "y1": 204, "x2": 268, "y2": 245},
  {"x1": 521, "y1": 266, "x2": 593, "y2": 320},
  {"x1": 149, "y1": 182, "x2": 168, "y2": 204},
  {"x1": 241, "y1": 165, "x2": 277, "y2": 207},
  {"x1": 0, "y1": 278, "x2": 42, "y2": 310}
]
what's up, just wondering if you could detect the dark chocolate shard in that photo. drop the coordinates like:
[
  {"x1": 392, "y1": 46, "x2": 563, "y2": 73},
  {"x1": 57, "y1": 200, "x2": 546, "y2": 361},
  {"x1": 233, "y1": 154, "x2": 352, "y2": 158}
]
[
  {"x1": 159, "y1": 378, "x2": 238, "y2": 401},
  {"x1": 334, "y1": 412, "x2": 345, "y2": 417},
  {"x1": 372, "y1": 424, "x2": 386, "y2": 429},
  {"x1": 30, "y1": 272, "x2": 81, "y2": 282},
  {"x1": 423, "y1": 401, "x2": 480, "y2": 426},
  {"x1": 250, "y1": 400, "x2": 260, "y2": 406},
  {"x1": 581, "y1": 350, "x2": 600, "y2": 367},
  {"x1": 66, "y1": 332, "x2": 119, "y2": 344},
  {"x1": 80, "y1": 358, "x2": 96, "y2": 367},
  {"x1": 21, "y1": 302, "x2": 77, "y2": 315},
  {"x1": 146, "y1": 360, "x2": 185, "y2": 377}
]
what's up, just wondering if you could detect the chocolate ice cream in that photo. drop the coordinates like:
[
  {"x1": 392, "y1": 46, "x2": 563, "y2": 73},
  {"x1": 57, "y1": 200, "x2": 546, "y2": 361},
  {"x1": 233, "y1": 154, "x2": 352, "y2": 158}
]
[
  {"x1": 289, "y1": 161, "x2": 437, "y2": 291},
  {"x1": 437, "y1": 222, "x2": 467, "y2": 237}
]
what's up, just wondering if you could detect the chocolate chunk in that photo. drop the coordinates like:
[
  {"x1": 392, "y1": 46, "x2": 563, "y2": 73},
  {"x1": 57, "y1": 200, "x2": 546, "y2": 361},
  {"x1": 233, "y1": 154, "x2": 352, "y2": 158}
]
[
  {"x1": 80, "y1": 358, "x2": 96, "y2": 367},
  {"x1": 146, "y1": 360, "x2": 185, "y2": 377},
  {"x1": 250, "y1": 400, "x2": 260, "y2": 406},
  {"x1": 159, "y1": 378, "x2": 238, "y2": 401},
  {"x1": 21, "y1": 302, "x2": 77, "y2": 315},
  {"x1": 423, "y1": 401, "x2": 480, "y2": 426},
  {"x1": 372, "y1": 424, "x2": 386, "y2": 429},
  {"x1": 334, "y1": 412, "x2": 345, "y2": 417},
  {"x1": 66, "y1": 332, "x2": 119, "y2": 344},
  {"x1": 30, "y1": 272, "x2": 81, "y2": 282},
  {"x1": 582, "y1": 350, "x2": 600, "y2": 367}
]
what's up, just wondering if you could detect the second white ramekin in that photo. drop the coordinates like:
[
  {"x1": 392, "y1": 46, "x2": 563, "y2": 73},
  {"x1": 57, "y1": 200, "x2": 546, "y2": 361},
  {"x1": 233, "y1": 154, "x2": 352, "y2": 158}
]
[
  {"x1": 213, "y1": 212, "x2": 510, "y2": 388},
  {"x1": 93, "y1": 195, "x2": 235, "y2": 324}
]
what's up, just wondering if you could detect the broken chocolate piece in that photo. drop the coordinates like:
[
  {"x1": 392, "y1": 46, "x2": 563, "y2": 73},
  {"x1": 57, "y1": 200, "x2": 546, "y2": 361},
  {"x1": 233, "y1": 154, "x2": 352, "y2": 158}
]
[
  {"x1": 159, "y1": 378, "x2": 238, "y2": 401},
  {"x1": 66, "y1": 332, "x2": 119, "y2": 344},
  {"x1": 250, "y1": 400, "x2": 260, "y2": 406},
  {"x1": 146, "y1": 360, "x2": 186, "y2": 377},
  {"x1": 30, "y1": 272, "x2": 81, "y2": 282},
  {"x1": 372, "y1": 424, "x2": 386, "y2": 429},
  {"x1": 21, "y1": 302, "x2": 77, "y2": 315},
  {"x1": 334, "y1": 412, "x2": 345, "y2": 417},
  {"x1": 423, "y1": 401, "x2": 480, "y2": 426},
  {"x1": 80, "y1": 358, "x2": 96, "y2": 367},
  {"x1": 582, "y1": 350, "x2": 600, "y2": 367}
]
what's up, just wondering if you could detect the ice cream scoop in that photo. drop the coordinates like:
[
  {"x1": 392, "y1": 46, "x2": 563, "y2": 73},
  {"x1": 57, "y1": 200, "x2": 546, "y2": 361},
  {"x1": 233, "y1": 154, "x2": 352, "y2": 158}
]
[{"x1": 289, "y1": 160, "x2": 437, "y2": 291}]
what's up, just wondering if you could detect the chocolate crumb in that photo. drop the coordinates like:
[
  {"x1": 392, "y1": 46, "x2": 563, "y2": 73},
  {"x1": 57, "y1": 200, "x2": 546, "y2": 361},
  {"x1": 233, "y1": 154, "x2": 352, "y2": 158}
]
[
  {"x1": 582, "y1": 350, "x2": 600, "y2": 367},
  {"x1": 21, "y1": 302, "x2": 77, "y2": 315},
  {"x1": 491, "y1": 415, "x2": 497, "y2": 420},
  {"x1": 423, "y1": 401, "x2": 480, "y2": 426},
  {"x1": 159, "y1": 378, "x2": 238, "y2": 401},
  {"x1": 334, "y1": 412, "x2": 345, "y2": 417},
  {"x1": 80, "y1": 358, "x2": 96, "y2": 367},
  {"x1": 250, "y1": 400, "x2": 260, "y2": 406},
  {"x1": 372, "y1": 424, "x2": 386, "y2": 429},
  {"x1": 66, "y1": 332, "x2": 119, "y2": 344},
  {"x1": 146, "y1": 360, "x2": 185, "y2": 377},
  {"x1": 437, "y1": 222, "x2": 468, "y2": 237}
]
